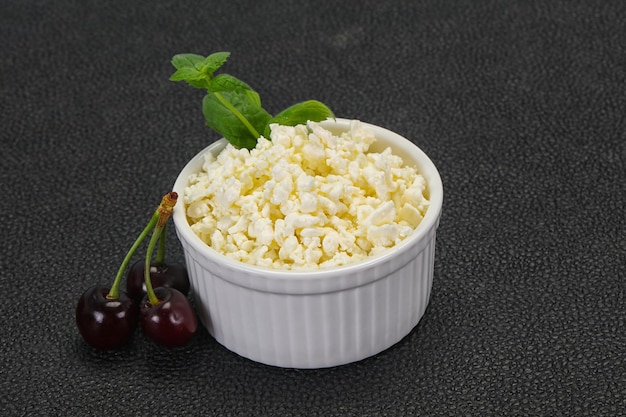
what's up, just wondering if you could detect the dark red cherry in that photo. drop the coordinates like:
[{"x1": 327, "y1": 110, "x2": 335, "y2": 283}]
[
  {"x1": 75, "y1": 285, "x2": 138, "y2": 350},
  {"x1": 126, "y1": 260, "x2": 190, "y2": 302},
  {"x1": 140, "y1": 287, "x2": 197, "y2": 348}
]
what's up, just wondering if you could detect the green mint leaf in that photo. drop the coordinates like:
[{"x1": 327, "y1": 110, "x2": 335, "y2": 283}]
[
  {"x1": 171, "y1": 53, "x2": 206, "y2": 71},
  {"x1": 209, "y1": 74, "x2": 261, "y2": 107},
  {"x1": 202, "y1": 91, "x2": 272, "y2": 149},
  {"x1": 169, "y1": 67, "x2": 202, "y2": 81},
  {"x1": 263, "y1": 100, "x2": 335, "y2": 137},
  {"x1": 170, "y1": 52, "x2": 230, "y2": 89},
  {"x1": 210, "y1": 73, "x2": 254, "y2": 92},
  {"x1": 200, "y1": 52, "x2": 230, "y2": 78},
  {"x1": 170, "y1": 54, "x2": 207, "y2": 87},
  {"x1": 169, "y1": 67, "x2": 209, "y2": 89}
]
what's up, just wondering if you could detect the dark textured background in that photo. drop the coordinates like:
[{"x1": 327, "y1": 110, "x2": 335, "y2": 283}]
[{"x1": 2, "y1": 0, "x2": 626, "y2": 415}]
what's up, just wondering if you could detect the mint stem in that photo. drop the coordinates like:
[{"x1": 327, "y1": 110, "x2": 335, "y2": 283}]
[{"x1": 214, "y1": 91, "x2": 260, "y2": 138}]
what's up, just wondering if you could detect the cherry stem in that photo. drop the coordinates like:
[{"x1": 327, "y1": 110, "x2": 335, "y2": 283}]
[
  {"x1": 155, "y1": 223, "x2": 167, "y2": 265},
  {"x1": 144, "y1": 192, "x2": 178, "y2": 306},
  {"x1": 106, "y1": 192, "x2": 178, "y2": 300},
  {"x1": 107, "y1": 213, "x2": 158, "y2": 299}
]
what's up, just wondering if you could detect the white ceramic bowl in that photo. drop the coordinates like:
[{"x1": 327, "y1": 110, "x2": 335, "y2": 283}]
[{"x1": 172, "y1": 118, "x2": 443, "y2": 368}]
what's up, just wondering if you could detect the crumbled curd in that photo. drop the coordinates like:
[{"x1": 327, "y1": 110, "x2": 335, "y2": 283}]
[{"x1": 184, "y1": 120, "x2": 429, "y2": 270}]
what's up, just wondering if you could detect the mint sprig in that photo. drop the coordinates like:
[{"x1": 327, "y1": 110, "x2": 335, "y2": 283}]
[{"x1": 170, "y1": 51, "x2": 335, "y2": 149}]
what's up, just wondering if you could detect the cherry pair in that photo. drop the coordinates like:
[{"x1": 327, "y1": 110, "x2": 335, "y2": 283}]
[{"x1": 75, "y1": 192, "x2": 197, "y2": 350}]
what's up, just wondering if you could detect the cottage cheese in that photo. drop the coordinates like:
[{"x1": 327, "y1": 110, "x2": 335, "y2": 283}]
[{"x1": 183, "y1": 120, "x2": 429, "y2": 270}]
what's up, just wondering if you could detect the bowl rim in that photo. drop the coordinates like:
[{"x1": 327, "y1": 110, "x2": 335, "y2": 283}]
[{"x1": 172, "y1": 118, "x2": 443, "y2": 289}]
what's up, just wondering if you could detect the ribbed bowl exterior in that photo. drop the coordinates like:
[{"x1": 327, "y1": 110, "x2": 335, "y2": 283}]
[{"x1": 173, "y1": 119, "x2": 443, "y2": 368}]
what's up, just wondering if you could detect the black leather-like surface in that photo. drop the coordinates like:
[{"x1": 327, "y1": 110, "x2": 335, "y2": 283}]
[{"x1": 3, "y1": 0, "x2": 626, "y2": 415}]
